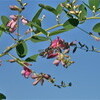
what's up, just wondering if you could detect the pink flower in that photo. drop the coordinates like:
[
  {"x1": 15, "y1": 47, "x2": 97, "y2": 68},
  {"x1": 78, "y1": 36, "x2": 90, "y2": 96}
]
[
  {"x1": 50, "y1": 37, "x2": 65, "y2": 48},
  {"x1": 24, "y1": 62, "x2": 32, "y2": 66},
  {"x1": 21, "y1": 67, "x2": 32, "y2": 78},
  {"x1": 21, "y1": 62, "x2": 32, "y2": 78},
  {"x1": 47, "y1": 53, "x2": 58, "y2": 59},
  {"x1": 7, "y1": 15, "x2": 18, "y2": 33},
  {"x1": 31, "y1": 73, "x2": 51, "y2": 85},
  {"x1": 53, "y1": 59, "x2": 61, "y2": 66},
  {"x1": 9, "y1": 15, "x2": 18, "y2": 20},
  {"x1": 25, "y1": 28, "x2": 33, "y2": 34},
  {"x1": 7, "y1": 20, "x2": 17, "y2": 28},
  {"x1": 21, "y1": 16, "x2": 29, "y2": 24},
  {"x1": 7, "y1": 59, "x2": 16, "y2": 63}
]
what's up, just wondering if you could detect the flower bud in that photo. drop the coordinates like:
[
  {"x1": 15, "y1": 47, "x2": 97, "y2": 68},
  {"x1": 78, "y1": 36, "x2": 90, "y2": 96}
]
[
  {"x1": 7, "y1": 59, "x2": 16, "y2": 63},
  {"x1": 43, "y1": 74, "x2": 51, "y2": 79},
  {"x1": 53, "y1": 59, "x2": 60, "y2": 66},
  {"x1": 9, "y1": 5, "x2": 22, "y2": 11}
]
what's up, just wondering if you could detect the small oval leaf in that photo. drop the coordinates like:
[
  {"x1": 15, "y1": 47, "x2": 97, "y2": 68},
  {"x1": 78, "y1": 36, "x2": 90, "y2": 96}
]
[
  {"x1": 1, "y1": 16, "x2": 9, "y2": 26},
  {"x1": 63, "y1": 18, "x2": 79, "y2": 29},
  {"x1": 93, "y1": 23, "x2": 100, "y2": 32},
  {"x1": 73, "y1": 47, "x2": 77, "y2": 53},
  {"x1": 31, "y1": 36, "x2": 49, "y2": 42},
  {"x1": 16, "y1": 40, "x2": 28, "y2": 58},
  {"x1": 0, "y1": 93, "x2": 6, "y2": 99},
  {"x1": 25, "y1": 54, "x2": 39, "y2": 62}
]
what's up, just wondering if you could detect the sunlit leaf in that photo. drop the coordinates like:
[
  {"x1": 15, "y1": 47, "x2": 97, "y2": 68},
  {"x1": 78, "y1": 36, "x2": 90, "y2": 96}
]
[
  {"x1": 63, "y1": 18, "x2": 79, "y2": 29},
  {"x1": 78, "y1": 4, "x2": 87, "y2": 20},
  {"x1": 31, "y1": 36, "x2": 49, "y2": 42},
  {"x1": 25, "y1": 54, "x2": 39, "y2": 62},
  {"x1": 0, "y1": 93, "x2": 6, "y2": 99},
  {"x1": 16, "y1": 40, "x2": 28, "y2": 58},
  {"x1": 92, "y1": 23, "x2": 100, "y2": 32},
  {"x1": 39, "y1": 4, "x2": 58, "y2": 15},
  {"x1": 32, "y1": 8, "x2": 43, "y2": 23},
  {"x1": 1, "y1": 16, "x2": 9, "y2": 26},
  {"x1": 88, "y1": 0, "x2": 100, "y2": 10}
]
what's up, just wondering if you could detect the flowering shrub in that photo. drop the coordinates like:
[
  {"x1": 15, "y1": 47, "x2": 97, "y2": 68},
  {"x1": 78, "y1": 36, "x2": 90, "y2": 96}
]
[{"x1": 0, "y1": 0, "x2": 100, "y2": 98}]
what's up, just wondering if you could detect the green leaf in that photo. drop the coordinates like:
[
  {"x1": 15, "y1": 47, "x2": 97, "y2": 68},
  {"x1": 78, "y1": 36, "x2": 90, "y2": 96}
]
[
  {"x1": 0, "y1": 26, "x2": 6, "y2": 32},
  {"x1": 0, "y1": 31, "x2": 3, "y2": 37},
  {"x1": 63, "y1": 18, "x2": 79, "y2": 29},
  {"x1": 0, "y1": 93, "x2": 6, "y2": 99},
  {"x1": 56, "y1": 4, "x2": 63, "y2": 14},
  {"x1": 16, "y1": 40, "x2": 28, "y2": 58},
  {"x1": 92, "y1": 23, "x2": 100, "y2": 32},
  {"x1": 39, "y1": 4, "x2": 58, "y2": 15},
  {"x1": 0, "y1": 24, "x2": 7, "y2": 37},
  {"x1": 88, "y1": 0, "x2": 100, "y2": 10},
  {"x1": 78, "y1": 4, "x2": 87, "y2": 20},
  {"x1": 32, "y1": 8, "x2": 43, "y2": 23},
  {"x1": 25, "y1": 54, "x2": 39, "y2": 62},
  {"x1": 82, "y1": 1, "x2": 91, "y2": 10},
  {"x1": 34, "y1": 19, "x2": 42, "y2": 33},
  {"x1": 35, "y1": 19, "x2": 41, "y2": 27},
  {"x1": 49, "y1": 28, "x2": 68, "y2": 36},
  {"x1": 1, "y1": 16, "x2": 9, "y2": 26},
  {"x1": 27, "y1": 22, "x2": 48, "y2": 36},
  {"x1": 31, "y1": 36, "x2": 49, "y2": 42}
]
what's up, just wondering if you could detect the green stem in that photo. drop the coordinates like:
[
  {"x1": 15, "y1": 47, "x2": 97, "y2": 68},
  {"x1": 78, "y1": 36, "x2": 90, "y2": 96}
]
[
  {"x1": 1, "y1": 15, "x2": 100, "y2": 57},
  {"x1": 8, "y1": 53, "x2": 17, "y2": 59},
  {"x1": 8, "y1": 33, "x2": 16, "y2": 40},
  {"x1": 86, "y1": 16, "x2": 100, "y2": 20},
  {"x1": 17, "y1": 12, "x2": 21, "y2": 40},
  {"x1": 77, "y1": 26, "x2": 89, "y2": 34},
  {"x1": 24, "y1": 24, "x2": 63, "y2": 41}
]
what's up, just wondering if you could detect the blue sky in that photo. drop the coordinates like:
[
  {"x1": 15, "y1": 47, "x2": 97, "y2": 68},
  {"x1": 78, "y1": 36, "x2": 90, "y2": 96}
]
[{"x1": 0, "y1": 0, "x2": 100, "y2": 100}]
